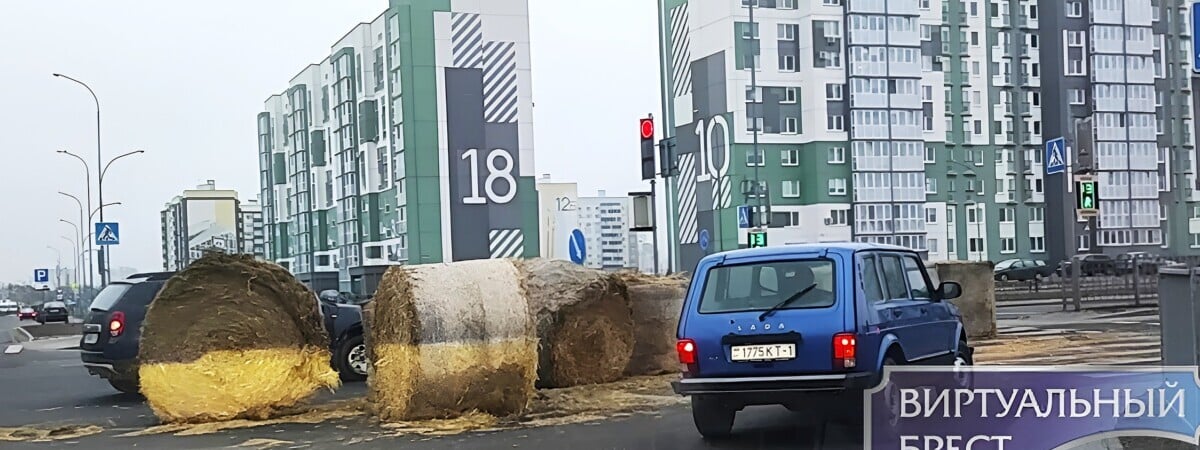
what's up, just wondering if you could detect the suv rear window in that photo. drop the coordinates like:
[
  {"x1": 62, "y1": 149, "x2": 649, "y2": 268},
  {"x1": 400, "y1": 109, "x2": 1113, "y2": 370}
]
[
  {"x1": 88, "y1": 283, "x2": 133, "y2": 311},
  {"x1": 698, "y1": 259, "x2": 836, "y2": 314}
]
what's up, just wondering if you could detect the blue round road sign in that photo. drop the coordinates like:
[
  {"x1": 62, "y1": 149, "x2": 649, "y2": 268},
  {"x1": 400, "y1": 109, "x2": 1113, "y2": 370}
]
[
  {"x1": 699, "y1": 229, "x2": 710, "y2": 251},
  {"x1": 569, "y1": 229, "x2": 587, "y2": 265}
]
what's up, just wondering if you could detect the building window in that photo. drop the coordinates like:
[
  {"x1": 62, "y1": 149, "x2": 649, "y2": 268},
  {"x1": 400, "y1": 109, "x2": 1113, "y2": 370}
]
[
  {"x1": 779, "y1": 54, "x2": 797, "y2": 72},
  {"x1": 1069, "y1": 89, "x2": 1086, "y2": 105},
  {"x1": 746, "y1": 148, "x2": 765, "y2": 166},
  {"x1": 925, "y1": 207, "x2": 938, "y2": 223},
  {"x1": 924, "y1": 146, "x2": 935, "y2": 163},
  {"x1": 969, "y1": 238, "x2": 985, "y2": 253},
  {"x1": 1066, "y1": 59, "x2": 1085, "y2": 76},
  {"x1": 828, "y1": 178, "x2": 847, "y2": 195},
  {"x1": 827, "y1": 146, "x2": 845, "y2": 163},
  {"x1": 1066, "y1": 1, "x2": 1082, "y2": 17},
  {"x1": 777, "y1": 23, "x2": 798, "y2": 41},
  {"x1": 783, "y1": 87, "x2": 798, "y2": 103},
  {"x1": 782, "y1": 180, "x2": 801, "y2": 198},
  {"x1": 1000, "y1": 207, "x2": 1014, "y2": 222},
  {"x1": 1030, "y1": 236, "x2": 1045, "y2": 253},
  {"x1": 779, "y1": 0, "x2": 797, "y2": 8},
  {"x1": 826, "y1": 83, "x2": 844, "y2": 100},
  {"x1": 928, "y1": 238, "x2": 939, "y2": 253},
  {"x1": 827, "y1": 114, "x2": 844, "y2": 131},
  {"x1": 925, "y1": 178, "x2": 937, "y2": 194},
  {"x1": 828, "y1": 208, "x2": 849, "y2": 225},
  {"x1": 781, "y1": 149, "x2": 799, "y2": 166},
  {"x1": 784, "y1": 117, "x2": 799, "y2": 134},
  {"x1": 1030, "y1": 206, "x2": 1044, "y2": 222},
  {"x1": 817, "y1": 51, "x2": 841, "y2": 68},
  {"x1": 822, "y1": 0, "x2": 840, "y2": 5},
  {"x1": 1000, "y1": 238, "x2": 1016, "y2": 254}
]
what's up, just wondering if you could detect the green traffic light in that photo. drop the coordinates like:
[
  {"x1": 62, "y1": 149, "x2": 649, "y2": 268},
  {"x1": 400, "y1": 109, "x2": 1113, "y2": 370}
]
[{"x1": 748, "y1": 231, "x2": 767, "y2": 248}]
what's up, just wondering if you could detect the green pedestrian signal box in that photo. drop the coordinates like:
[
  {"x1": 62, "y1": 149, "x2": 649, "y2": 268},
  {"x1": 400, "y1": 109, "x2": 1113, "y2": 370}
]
[
  {"x1": 748, "y1": 231, "x2": 768, "y2": 248},
  {"x1": 1075, "y1": 179, "x2": 1099, "y2": 217}
]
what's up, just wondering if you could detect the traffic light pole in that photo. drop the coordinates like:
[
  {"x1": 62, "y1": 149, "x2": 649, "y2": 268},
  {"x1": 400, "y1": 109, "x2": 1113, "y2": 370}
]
[
  {"x1": 748, "y1": 1, "x2": 763, "y2": 232},
  {"x1": 650, "y1": 179, "x2": 660, "y2": 275}
]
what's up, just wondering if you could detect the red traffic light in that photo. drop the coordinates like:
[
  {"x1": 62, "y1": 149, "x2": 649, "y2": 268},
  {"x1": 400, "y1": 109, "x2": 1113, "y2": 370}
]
[{"x1": 640, "y1": 118, "x2": 654, "y2": 140}]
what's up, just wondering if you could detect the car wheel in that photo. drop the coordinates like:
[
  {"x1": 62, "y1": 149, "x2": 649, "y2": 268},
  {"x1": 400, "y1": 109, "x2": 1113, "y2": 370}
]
[
  {"x1": 999, "y1": 274, "x2": 1009, "y2": 282},
  {"x1": 691, "y1": 395, "x2": 735, "y2": 440},
  {"x1": 952, "y1": 338, "x2": 974, "y2": 390},
  {"x1": 108, "y1": 379, "x2": 140, "y2": 395},
  {"x1": 336, "y1": 334, "x2": 368, "y2": 382}
]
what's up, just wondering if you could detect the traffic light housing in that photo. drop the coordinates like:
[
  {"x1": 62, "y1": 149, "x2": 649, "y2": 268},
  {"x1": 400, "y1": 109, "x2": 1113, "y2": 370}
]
[
  {"x1": 1075, "y1": 180, "x2": 1098, "y2": 211},
  {"x1": 640, "y1": 117, "x2": 655, "y2": 180},
  {"x1": 748, "y1": 231, "x2": 768, "y2": 248}
]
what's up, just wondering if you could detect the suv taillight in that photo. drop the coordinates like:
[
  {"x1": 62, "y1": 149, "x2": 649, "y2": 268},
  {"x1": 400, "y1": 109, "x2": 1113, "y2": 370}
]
[
  {"x1": 833, "y1": 333, "x2": 857, "y2": 370},
  {"x1": 109, "y1": 311, "x2": 126, "y2": 337},
  {"x1": 677, "y1": 339, "x2": 697, "y2": 364}
]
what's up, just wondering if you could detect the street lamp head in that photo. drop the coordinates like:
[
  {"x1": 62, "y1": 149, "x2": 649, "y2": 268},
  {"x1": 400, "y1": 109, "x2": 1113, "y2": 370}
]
[{"x1": 52, "y1": 73, "x2": 62, "y2": 77}]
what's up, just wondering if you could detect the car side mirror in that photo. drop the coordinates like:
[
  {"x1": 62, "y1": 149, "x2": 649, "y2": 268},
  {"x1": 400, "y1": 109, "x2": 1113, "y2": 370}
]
[{"x1": 937, "y1": 281, "x2": 962, "y2": 301}]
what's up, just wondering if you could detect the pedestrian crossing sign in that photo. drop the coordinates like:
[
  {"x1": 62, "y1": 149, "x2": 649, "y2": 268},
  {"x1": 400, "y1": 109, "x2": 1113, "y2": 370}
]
[{"x1": 95, "y1": 222, "x2": 120, "y2": 246}]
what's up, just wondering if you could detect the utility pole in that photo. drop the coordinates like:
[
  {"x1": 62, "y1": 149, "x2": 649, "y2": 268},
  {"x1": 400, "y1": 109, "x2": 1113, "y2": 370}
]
[{"x1": 748, "y1": 1, "x2": 764, "y2": 232}]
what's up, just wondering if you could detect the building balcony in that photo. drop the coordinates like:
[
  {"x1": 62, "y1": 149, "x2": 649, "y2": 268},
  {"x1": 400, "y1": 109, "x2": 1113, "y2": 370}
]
[{"x1": 992, "y1": 14, "x2": 1011, "y2": 28}]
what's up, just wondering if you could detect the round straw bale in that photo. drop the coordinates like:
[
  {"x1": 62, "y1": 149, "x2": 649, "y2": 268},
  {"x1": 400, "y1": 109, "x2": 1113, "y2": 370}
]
[
  {"x1": 367, "y1": 259, "x2": 537, "y2": 421},
  {"x1": 138, "y1": 253, "x2": 339, "y2": 424},
  {"x1": 513, "y1": 259, "x2": 634, "y2": 388},
  {"x1": 614, "y1": 272, "x2": 690, "y2": 376}
]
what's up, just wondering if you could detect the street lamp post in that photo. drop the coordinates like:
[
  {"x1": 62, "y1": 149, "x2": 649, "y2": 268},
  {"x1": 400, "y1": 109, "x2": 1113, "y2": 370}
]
[
  {"x1": 45, "y1": 246, "x2": 62, "y2": 288},
  {"x1": 97, "y1": 151, "x2": 142, "y2": 282},
  {"x1": 56, "y1": 151, "x2": 93, "y2": 290},
  {"x1": 58, "y1": 192, "x2": 90, "y2": 294},
  {"x1": 60, "y1": 235, "x2": 80, "y2": 302}
]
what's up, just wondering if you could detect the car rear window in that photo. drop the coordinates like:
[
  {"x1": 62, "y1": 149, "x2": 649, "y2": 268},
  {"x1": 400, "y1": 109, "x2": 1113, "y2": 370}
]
[
  {"x1": 88, "y1": 283, "x2": 133, "y2": 311},
  {"x1": 698, "y1": 258, "x2": 836, "y2": 314}
]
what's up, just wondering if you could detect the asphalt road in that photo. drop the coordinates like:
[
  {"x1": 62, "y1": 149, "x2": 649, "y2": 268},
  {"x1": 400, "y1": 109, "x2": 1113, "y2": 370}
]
[
  {"x1": 0, "y1": 338, "x2": 861, "y2": 449},
  {"x1": 0, "y1": 307, "x2": 1154, "y2": 450}
]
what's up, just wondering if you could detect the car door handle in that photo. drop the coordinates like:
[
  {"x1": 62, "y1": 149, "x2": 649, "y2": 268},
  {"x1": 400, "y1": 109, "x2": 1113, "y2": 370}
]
[
  {"x1": 919, "y1": 307, "x2": 928, "y2": 314},
  {"x1": 891, "y1": 309, "x2": 903, "y2": 318}
]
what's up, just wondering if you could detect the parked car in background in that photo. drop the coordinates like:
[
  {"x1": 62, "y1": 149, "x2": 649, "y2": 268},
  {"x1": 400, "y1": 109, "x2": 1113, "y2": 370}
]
[
  {"x1": 0, "y1": 299, "x2": 18, "y2": 315},
  {"x1": 1057, "y1": 254, "x2": 1117, "y2": 277},
  {"x1": 1114, "y1": 252, "x2": 1162, "y2": 275},
  {"x1": 17, "y1": 307, "x2": 37, "y2": 321},
  {"x1": 37, "y1": 301, "x2": 70, "y2": 323},
  {"x1": 993, "y1": 259, "x2": 1055, "y2": 281},
  {"x1": 317, "y1": 290, "x2": 369, "y2": 382}
]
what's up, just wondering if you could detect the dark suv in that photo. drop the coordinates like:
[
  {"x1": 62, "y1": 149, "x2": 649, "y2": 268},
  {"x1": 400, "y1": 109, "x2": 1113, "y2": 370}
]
[{"x1": 80, "y1": 272, "x2": 367, "y2": 394}]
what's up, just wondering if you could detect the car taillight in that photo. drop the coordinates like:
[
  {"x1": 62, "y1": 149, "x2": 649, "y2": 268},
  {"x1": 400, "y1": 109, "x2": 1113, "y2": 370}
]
[
  {"x1": 109, "y1": 311, "x2": 126, "y2": 337},
  {"x1": 676, "y1": 339, "x2": 697, "y2": 365},
  {"x1": 833, "y1": 333, "x2": 857, "y2": 370}
]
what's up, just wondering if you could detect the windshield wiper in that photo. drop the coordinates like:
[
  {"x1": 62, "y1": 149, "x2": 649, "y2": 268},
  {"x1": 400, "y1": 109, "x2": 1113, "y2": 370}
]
[{"x1": 759, "y1": 283, "x2": 818, "y2": 322}]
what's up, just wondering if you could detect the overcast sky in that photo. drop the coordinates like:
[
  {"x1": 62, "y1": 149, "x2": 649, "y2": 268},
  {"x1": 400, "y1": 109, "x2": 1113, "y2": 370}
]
[{"x1": 0, "y1": 0, "x2": 662, "y2": 284}]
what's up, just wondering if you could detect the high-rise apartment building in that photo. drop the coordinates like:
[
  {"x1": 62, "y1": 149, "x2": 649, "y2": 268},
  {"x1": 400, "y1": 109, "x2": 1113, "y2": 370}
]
[
  {"x1": 160, "y1": 180, "x2": 263, "y2": 271},
  {"x1": 656, "y1": 0, "x2": 1200, "y2": 270},
  {"x1": 258, "y1": 0, "x2": 540, "y2": 294},
  {"x1": 1039, "y1": 0, "x2": 1198, "y2": 262},
  {"x1": 578, "y1": 191, "x2": 634, "y2": 270}
]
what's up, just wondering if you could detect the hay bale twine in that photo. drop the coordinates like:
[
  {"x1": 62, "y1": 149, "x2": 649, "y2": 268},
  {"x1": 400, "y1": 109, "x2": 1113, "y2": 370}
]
[
  {"x1": 367, "y1": 259, "x2": 537, "y2": 421},
  {"x1": 137, "y1": 253, "x2": 339, "y2": 424},
  {"x1": 615, "y1": 272, "x2": 690, "y2": 376},
  {"x1": 513, "y1": 258, "x2": 634, "y2": 388}
]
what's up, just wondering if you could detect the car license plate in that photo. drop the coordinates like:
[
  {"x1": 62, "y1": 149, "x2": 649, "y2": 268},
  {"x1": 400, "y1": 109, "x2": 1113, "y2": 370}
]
[
  {"x1": 731, "y1": 343, "x2": 796, "y2": 362},
  {"x1": 84, "y1": 334, "x2": 98, "y2": 344}
]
